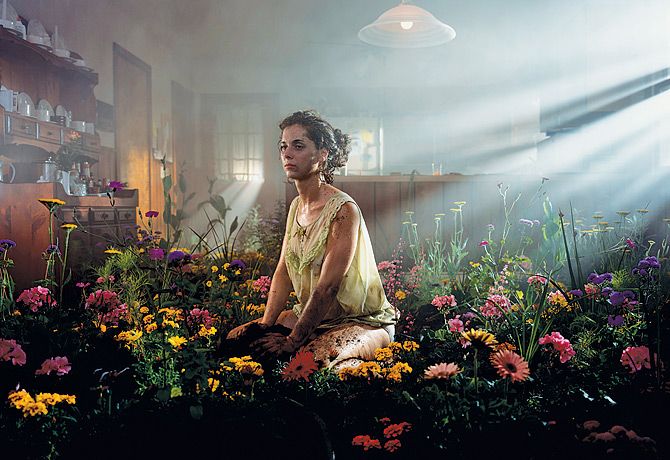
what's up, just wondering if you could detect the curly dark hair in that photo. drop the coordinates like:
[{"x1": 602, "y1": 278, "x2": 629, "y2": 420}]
[{"x1": 279, "y1": 110, "x2": 350, "y2": 184}]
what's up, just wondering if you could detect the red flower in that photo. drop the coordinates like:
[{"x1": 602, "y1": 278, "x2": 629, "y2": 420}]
[
  {"x1": 352, "y1": 435, "x2": 382, "y2": 451},
  {"x1": 281, "y1": 350, "x2": 318, "y2": 382},
  {"x1": 384, "y1": 439, "x2": 402, "y2": 452},
  {"x1": 383, "y1": 422, "x2": 412, "y2": 438}
]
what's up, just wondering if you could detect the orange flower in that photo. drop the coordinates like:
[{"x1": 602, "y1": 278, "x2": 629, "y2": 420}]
[
  {"x1": 490, "y1": 350, "x2": 530, "y2": 383},
  {"x1": 424, "y1": 362, "x2": 461, "y2": 379},
  {"x1": 281, "y1": 350, "x2": 318, "y2": 382}
]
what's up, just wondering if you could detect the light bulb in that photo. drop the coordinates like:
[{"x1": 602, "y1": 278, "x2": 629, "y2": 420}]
[{"x1": 400, "y1": 21, "x2": 414, "y2": 30}]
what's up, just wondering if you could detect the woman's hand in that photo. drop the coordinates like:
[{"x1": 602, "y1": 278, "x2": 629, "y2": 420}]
[
  {"x1": 226, "y1": 321, "x2": 267, "y2": 340},
  {"x1": 252, "y1": 333, "x2": 298, "y2": 356}
]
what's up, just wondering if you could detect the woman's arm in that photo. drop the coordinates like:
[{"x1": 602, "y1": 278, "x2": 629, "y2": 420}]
[{"x1": 259, "y1": 237, "x2": 293, "y2": 327}]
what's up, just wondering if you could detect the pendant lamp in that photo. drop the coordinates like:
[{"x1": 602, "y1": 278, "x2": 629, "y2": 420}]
[{"x1": 358, "y1": 0, "x2": 456, "y2": 48}]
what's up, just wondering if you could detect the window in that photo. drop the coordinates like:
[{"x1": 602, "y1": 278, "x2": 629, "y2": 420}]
[{"x1": 214, "y1": 103, "x2": 264, "y2": 181}]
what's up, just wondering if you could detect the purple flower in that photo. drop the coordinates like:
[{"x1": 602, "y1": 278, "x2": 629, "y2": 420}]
[
  {"x1": 625, "y1": 238, "x2": 636, "y2": 250},
  {"x1": 145, "y1": 210, "x2": 159, "y2": 218},
  {"x1": 167, "y1": 250, "x2": 186, "y2": 263},
  {"x1": 45, "y1": 244, "x2": 60, "y2": 255},
  {"x1": 519, "y1": 218, "x2": 534, "y2": 227},
  {"x1": 609, "y1": 291, "x2": 625, "y2": 307},
  {"x1": 602, "y1": 287, "x2": 613, "y2": 297},
  {"x1": 0, "y1": 239, "x2": 16, "y2": 249},
  {"x1": 108, "y1": 180, "x2": 125, "y2": 191},
  {"x1": 568, "y1": 289, "x2": 584, "y2": 297},
  {"x1": 230, "y1": 259, "x2": 246, "y2": 269},
  {"x1": 607, "y1": 315, "x2": 624, "y2": 327},
  {"x1": 533, "y1": 220, "x2": 541, "y2": 227},
  {"x1": 148, "y1": 248, "x2": 165, "y2": 261},
  {"x1": 587, "y1": 272, "x2": 613, "y2": 285}
]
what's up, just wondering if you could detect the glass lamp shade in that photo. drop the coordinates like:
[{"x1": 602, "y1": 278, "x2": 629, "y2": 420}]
[{"x1": 358, "y1": 2, "x2": 456, "y2": 48}]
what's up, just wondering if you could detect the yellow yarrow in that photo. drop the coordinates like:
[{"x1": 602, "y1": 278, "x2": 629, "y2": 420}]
[
  {"x1": 394, "y1": 290, "x2": 407, "y2": 301},
  {"x1": 61, "y1": 223, "x2": 78, "y2": 231},
  {"x1": 227, "y1": 356, "x2": 264, "y2": 376},
  {"x1": 374, "y1": 347, "x2": 393, "y2": 361},
  {"x1": 402, "y1": 340, "x2": 420, "y2": 352},
  {"x1": 104, "y1": 248, "x2": 123, "y2": 255}
]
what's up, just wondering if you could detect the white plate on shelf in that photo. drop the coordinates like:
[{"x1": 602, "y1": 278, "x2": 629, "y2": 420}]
[
  {"x1": 36, "y1": 99, "x2": 54, "y2": 121},
  {"x1": 17, "y1": 92, "x2": 34, "y2": 117}
]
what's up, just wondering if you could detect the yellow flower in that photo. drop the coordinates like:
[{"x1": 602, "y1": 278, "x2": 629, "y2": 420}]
[
  {"x1": 206, "y1": 280, "x2": 213, "y2": 288},
  {"x1": 38, "y1": 198, "x2": 66, "y2": 211},
  {"x1": 636, "y1": 209, "x2": 649, "y2": 214},
  {"x1": 145, "y1": 323, "x2": 158, "y2": 333},
  {"x1": 208, "y1": 378, "x2": 220, "y2": 393},
  {"x1": 218, "y1": 274, "x2": 228, "y2": 283},
  {"x1": 356, "y1": 361, "x2": 382, "y2": 378},
  {"x1": 402, "y1": 340, "x2": 420, "y2": 352},
  {"x1": 168, "y1": 336, "x2": 187, "y2": 348},
  {"x1": 143, "y1": 314, "x2": 155, "y2": 324},
  {"x1": 469, "y1": 261, "x2": 481, "y2": 268},
  {"x1": 115, "y1": 329, "x2": 143, "y2": 348},
  {"x1": 211, "y1": 265, "x2": 219, "y2": 273},
  {"x1": 374, "y1": 347, "x2": 393, "y2": 361},
  {"x1": 461, "y1": 329, "x2": 498, "y2": 349},
  {"x1": 387, "y1": 342, "x2": 403, "y2": 353},
  {"x1": 394, "y1": 290, "x2": 407, "y2": 301},
  {"x1": 223, "y1": 263, "x2": 231, "y2": 270},
  {"x1": 516, "y1": 290, "x2": 524, "y2": 300},
  {"x1": 139, "y1": 306, "x2": 149, "y2": 314},
  {"x1": 61, "y1": 223, "x2": 78, "y2": 230},
  {"x1": 198, "y1": 326, "x2": 217, "y2": 337},
  {"x1": 100, "y1": 324, "x2": 107, "y2": 333},
  {"x1": 104, "y1": 248, "x2": 122, "y2": 255},
  {"x1": 453, "y1": 201, "x2": 467, "y2": 206}
]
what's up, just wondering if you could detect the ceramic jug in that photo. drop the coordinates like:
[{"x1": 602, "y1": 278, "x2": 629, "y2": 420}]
[{"x1": 0, "y1": 160, "x2": 16, "y2": 183}]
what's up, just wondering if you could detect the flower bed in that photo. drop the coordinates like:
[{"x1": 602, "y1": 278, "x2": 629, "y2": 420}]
[{"x1": 1, "y1": 184, "x2": 669, "y2": 459}]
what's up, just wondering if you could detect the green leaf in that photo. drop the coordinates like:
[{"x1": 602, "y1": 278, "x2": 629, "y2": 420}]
[
  {"x1": 162, "y1": 175, "x2": 173, "y2": 192},
  {"x1": 178, "y1": 172, "x2": 187, "y2": 194},
  {"x1": 229, "y1": 216, "x2": 239, "y2": 235}
]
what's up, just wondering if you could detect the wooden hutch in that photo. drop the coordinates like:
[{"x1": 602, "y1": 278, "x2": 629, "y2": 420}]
[{"x1": 0, "y1": 26, "x2": 138, "y2": 290}]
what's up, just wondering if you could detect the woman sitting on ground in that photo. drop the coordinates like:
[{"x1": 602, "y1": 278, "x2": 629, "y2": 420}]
[{"x1": 227, "y1": 110, "x2": 396, "y2": 369}]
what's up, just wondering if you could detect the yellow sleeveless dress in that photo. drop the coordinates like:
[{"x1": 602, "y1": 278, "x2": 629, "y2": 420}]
[{"x1": 284, "y1": 190, "x2": 396, "y2": 329}]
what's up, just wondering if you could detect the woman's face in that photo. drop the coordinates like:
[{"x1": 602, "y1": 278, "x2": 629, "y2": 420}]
[{"x1": 279, "y1": 124, "x2": 326, "y2": 181}]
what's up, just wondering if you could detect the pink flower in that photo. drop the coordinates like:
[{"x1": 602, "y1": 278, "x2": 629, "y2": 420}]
[
  {"x1": 76, "y1": 282, "x2": 91, "y2": 289},
  {"x1": 377, "y1": 260, "x2": 397, "y2": 271},
  {"x1": 252, "y1": 276, "x2": 272, "y2": 297},
  {"x1": 527, "y1": 275, "x2": 548, "y2": 286},
  {"x1": 625, "y1": 238, "x2": 636, "y2": 250},
  {"x1": 16, "y1": 286, "x2": 56, "y2": 312},
  {"x1": 620, "y1": 346, "x2": 651, "y2": 373},
  {"x1": 35, "y1": 356, "x2": 71, "y2": 376},
  {"x1": 539, "y1": 331, "x2": 575, "y2": 363},
  {"x1": 448, "y1": 316, "x2": 464, "y2": 332},
  {"x1": 85, "y1": 289, "x2": 128, "y2": 326},
  {"x1": 478, "y1": 240, "x2": 489, "y2": 247},
  {"x1": 0, "y1": 338, "x2": 27, "y2": 366},
  {"x1": 188, "y1": 307, "x2": 214, "y2": 329},
  {"x1": 431, "y1": 294, "x2": 457, "y2": 310},
  {"x1": 584, "y1": 283, "x2": 599, "y2": 296},
  {"x1": 480, "y1": 294, "x2": 511, "y2": 318}
]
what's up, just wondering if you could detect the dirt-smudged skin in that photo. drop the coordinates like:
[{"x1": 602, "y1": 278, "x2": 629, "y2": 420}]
[{"x1": 302, "y1": 323, "x2": 389, "y2": 370}]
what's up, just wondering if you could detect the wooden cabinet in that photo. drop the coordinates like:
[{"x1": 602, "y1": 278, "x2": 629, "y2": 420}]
[{"x1": 0, "y1": 183, "x2": 138, "y2": 290}]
